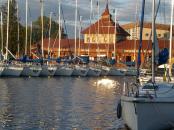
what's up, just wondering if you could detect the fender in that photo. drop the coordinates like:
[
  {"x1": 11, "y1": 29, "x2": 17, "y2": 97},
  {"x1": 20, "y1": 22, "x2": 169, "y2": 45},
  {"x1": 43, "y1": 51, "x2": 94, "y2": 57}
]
[{"x1": 117, "y1": 99, "x2": 122, "y2": 119}]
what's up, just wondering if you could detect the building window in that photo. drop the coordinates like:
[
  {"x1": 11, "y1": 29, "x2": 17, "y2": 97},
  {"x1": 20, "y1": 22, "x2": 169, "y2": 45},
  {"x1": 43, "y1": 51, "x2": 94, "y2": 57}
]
[
  {"x1": 145, "y1": 33, "x2": 149, "y2": 37},
  {"x1": 164, "y1": 33, "x2": 169, "y2": 39}
]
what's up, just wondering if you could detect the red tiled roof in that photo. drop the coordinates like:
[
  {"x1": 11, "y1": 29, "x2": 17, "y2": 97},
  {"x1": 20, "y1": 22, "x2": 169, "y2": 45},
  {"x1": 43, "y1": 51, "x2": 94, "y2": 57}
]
[{"x1": 81, "y1": 4, "x2": 130, "y2": 36}]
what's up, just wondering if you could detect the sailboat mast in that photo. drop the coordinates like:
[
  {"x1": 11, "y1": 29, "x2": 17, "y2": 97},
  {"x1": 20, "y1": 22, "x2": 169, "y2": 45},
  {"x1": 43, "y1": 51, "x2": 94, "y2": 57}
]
[
  {"x1": 134, "y1": 1, "x2": 139, "y2": 62},
  {"x1": 169, "y1": 0, "x2": 174, "y2": 76},
  {"x1": 136, "y1": 0, "x2": 145, "y2": 83},
  {"x1": 74, "y1": 0, "x2": 77, "y2": 57},
  {"x1": 88, "y1": 0, "x2": 93, "y2": 56},
  {"x1": 152, "y1": 0, "x2": 155, "y2": 83},
  {"x1": 48, "y1": 12, "x2": 52, "y2": 57},
  {"x1": 25, "y1": 0, "x2": 28, "y2": 55},
  {"x1": 1, "y1": 12, "x2": 3, "y2": 53},
  {"x1": 97, "y1": 0, "x2": 100, "y2": 58},
  {"x1": 114, "y1": 9, "x2": 117, "y2": 59},
  {"x1": 58, "y1": 0, "x2": 61, "y2": 58},
  {"x1": 78, "y1": 16, "x2": 82, "y2": 56},
  {"x1": 30, "y1": 22, "x2": 32, "y2": 56},
  {"x1": 5, "y1": 0, "x2": 10, "y2": 60},
  {"x1": 17, "y1": 3, "x2": 20, "y2": 58},
  {"x1": 41, "y1": 0, "x2": 44, "y2": 58}
]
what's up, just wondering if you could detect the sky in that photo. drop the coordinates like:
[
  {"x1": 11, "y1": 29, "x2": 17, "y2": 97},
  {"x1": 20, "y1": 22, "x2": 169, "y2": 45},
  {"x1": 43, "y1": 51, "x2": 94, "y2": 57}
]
[{"x1": 0, "y1": 0, "x2": 172, "y2": 38}]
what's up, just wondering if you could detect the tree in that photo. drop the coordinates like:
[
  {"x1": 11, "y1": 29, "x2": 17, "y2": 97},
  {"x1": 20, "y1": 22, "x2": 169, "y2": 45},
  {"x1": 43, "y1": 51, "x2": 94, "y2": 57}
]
[
  {"x1": 0, "y1": 0, "x2": 25, "y2": 56},
  {"x1": 32, "y1": 16, "x2": 67, "y2": 43}
]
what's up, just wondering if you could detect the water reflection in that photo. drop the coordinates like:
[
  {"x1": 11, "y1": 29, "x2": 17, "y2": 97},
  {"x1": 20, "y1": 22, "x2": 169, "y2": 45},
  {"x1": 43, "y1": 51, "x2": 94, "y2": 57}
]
[
  {"x1": 95, "y1": 78, "x2": 119, "y2": 89},
  {"x1": 0, "y1": 77, "x2": 134, "y2": 130}
]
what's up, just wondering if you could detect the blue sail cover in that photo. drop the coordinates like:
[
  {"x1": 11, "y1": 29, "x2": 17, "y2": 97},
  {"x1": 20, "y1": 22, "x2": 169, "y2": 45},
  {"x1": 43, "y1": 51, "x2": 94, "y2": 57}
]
[
  {"x1": 108, "y1": 59, "x2": 116, "y2": 65},
  {"x1": 80, "y1": 56, "x2": 89, "y2": 64},
  {"x1": 158, "y1": 48, "x2": 169, "y2": 66},
  {"x1": 56, "y1": 57, "x2": 61, "y2": 63}
]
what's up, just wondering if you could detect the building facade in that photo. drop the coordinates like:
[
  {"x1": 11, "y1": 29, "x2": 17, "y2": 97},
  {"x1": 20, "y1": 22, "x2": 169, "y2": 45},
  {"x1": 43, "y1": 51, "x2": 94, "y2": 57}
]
[
  {"x1": 122, "y1": 22, "x2": 171, "y2": 40},
  {"x1": 81, "y1": 3, "x2": 130, "y2": 58}
]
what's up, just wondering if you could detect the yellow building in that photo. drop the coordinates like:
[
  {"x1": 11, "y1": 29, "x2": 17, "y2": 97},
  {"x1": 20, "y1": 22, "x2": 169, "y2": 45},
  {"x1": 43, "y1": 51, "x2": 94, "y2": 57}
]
[
  {"x1": 122, "y1": 22, "x2": 171, "y2": 40},
  {"x1": 81, "y1": 3, "x2": 130, "y2": 45}
]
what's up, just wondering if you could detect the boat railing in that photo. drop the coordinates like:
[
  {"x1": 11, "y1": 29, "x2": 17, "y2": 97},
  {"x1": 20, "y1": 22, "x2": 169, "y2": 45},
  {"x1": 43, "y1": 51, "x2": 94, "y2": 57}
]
[{"x1": 123, "y1": 81, "x2": 140, "y2": 97}]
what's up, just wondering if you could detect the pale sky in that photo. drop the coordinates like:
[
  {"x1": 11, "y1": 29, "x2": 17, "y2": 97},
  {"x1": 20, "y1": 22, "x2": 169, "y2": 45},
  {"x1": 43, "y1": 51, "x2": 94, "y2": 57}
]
[{"x1": 0, "y1": 0, "x2": 172, "y2": 38}]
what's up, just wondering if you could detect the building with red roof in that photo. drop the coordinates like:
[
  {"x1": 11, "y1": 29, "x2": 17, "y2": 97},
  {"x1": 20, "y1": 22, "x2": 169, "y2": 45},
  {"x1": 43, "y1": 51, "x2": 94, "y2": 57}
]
[{"x1": 81, "y1": 3, "x2": 130, "y2": 45}]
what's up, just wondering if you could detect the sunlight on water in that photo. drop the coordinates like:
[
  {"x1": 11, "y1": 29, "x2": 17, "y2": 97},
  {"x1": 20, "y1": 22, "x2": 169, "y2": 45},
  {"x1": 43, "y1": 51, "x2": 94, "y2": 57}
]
[{"x1": 94, "y1": 78, "x2": 120, "y2": 89}]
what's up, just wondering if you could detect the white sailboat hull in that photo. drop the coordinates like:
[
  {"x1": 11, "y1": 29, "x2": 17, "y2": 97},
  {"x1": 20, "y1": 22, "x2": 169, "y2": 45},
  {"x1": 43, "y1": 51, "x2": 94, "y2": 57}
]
[
  {"x1": 100, "y1": 67, "x2": 110, "y2": 76},
  {"x1": 108, "y1": 67, "x2": 125, "y2": 76},
  {"x1": 72, "y1": 66, "x2": 89, "y2": 77},
  {"x1": 40, "y1": 65, "x2": 57, "y2": 76},
  {"x1": 87, "y1": 67, "x2": 101, "y2": 77},
  {"x1": 2, "y1": 65, "x2": 23, "y2": 77},
  {"x1": 125, "y1": 68, "x2": 137, "y2": 76},
  {"x1": 55, "y1": 65, "x2": 73, "y2": 76},
  {"x1": 21, "y1": 66, "x2": 42, "y2": 77},
  {"x1": 121, "y1": 96, "x2": 174, "y2": 130},
  {"x1": 0, "y1": 66, "x2": 4, "y2": 76}
]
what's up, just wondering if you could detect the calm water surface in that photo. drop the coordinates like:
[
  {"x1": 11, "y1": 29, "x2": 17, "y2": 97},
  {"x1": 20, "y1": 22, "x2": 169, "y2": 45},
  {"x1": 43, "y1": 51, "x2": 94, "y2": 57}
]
[{"x1": 0, "y1": 77, "x2": 134, "y2": 130}]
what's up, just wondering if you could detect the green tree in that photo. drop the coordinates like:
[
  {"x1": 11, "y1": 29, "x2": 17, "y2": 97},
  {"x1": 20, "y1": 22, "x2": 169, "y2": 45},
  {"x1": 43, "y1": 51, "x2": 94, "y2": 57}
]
[
  {"x1": 32, "y1": 16, "x2": 67, "y2": 43},
  {"x1": 0, "y1": 0, "x2": 25, "y2": 56}
]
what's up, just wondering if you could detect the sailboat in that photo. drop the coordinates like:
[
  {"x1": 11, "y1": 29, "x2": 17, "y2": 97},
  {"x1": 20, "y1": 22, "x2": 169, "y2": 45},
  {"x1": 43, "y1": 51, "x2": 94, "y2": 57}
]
[
  {"x1": 118, "y1": 0, "x2": 174, "y2": 130},
  {"x1": 2, "y1": 0, "x2": 23, "y2": 77},
  {"x1": 39, "y1": 0, "x2": 56, "y2": 77},
  {"x1": 54, "y1": 0, "x2": 74, "y2": 76},
  {"x1": 71, "y1": 0, "x2": 89, "y2": 77},
  {"x1": 21, "y1": 0, "x2": 42, "y2": 77}
]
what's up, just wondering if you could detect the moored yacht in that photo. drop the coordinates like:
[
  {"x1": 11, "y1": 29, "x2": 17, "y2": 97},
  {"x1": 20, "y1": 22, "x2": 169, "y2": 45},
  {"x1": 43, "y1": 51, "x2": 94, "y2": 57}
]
[
  {"x1": 40, "y1": 65, "x2": 57, "y2": 77},
  {"x1": 87, "y1": 66, "x2": 101, "y2": 77},
  {"x1": 72, "y1": 65, "x2": 89, "y2": 77},
  {"x1": 100, "y1": 66, "x2": 110, "y2": 76},
  {"x1": 55, "y1": 64, "x2": 74, "y2": 76},
  {"x1": 120, "y1": 83, "x2": 174, "y2": 130},
  {"x1": 118, "y1": 0, "x2": 174, "y2": 130},
  {"x1": 125, "y1": 67, "x2": 137, "y2": 76},
  {"x1": 108, "y1": 67, "x2": 125, "y2": 76},
  {"x1": 21, "y1": 64, "x2": 42, "y2": 77},
  {"x1": 0, "y1": 62, "x2": 4, "y2": 76},
  {"x1": 0, "y1": 66, "x2": 4, "y2": 76},
  {"x1": 2, "y1": 63, "x2": 23, "y2": 77}
]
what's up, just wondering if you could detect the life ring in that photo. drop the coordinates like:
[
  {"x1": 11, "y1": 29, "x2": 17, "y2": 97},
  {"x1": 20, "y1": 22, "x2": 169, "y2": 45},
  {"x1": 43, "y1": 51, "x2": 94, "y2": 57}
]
[{"x1": 117, "y1": 100, "x2": 122, "y2": 119}]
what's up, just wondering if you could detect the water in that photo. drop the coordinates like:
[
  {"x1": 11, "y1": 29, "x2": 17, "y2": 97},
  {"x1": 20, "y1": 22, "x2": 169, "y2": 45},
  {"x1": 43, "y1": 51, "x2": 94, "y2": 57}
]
[{"x1": 0, "y1": 77, "x2": 134, "y2": 130}]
